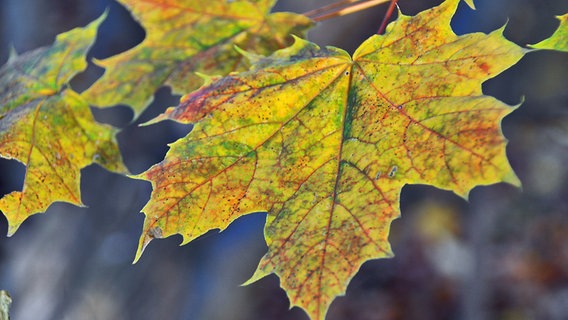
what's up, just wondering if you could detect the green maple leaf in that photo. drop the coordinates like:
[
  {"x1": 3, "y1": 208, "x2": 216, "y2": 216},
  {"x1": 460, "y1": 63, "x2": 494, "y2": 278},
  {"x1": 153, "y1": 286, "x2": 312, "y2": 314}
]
[
  {"x1": 134, "y1": 0, "x2": 525, "y2": 319},
  {"x1": 0, "y1": 15, "x2": 126, "y2": 235},
  {"x1": 82, "y1": 0, "x2": 313, "y2": 118}
]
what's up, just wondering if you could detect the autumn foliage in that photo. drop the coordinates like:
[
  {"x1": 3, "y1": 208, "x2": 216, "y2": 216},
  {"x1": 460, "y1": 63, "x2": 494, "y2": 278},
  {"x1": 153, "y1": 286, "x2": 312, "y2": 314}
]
[{"x1": 0, "y1": 0, "x2": 566, "y2": 319}]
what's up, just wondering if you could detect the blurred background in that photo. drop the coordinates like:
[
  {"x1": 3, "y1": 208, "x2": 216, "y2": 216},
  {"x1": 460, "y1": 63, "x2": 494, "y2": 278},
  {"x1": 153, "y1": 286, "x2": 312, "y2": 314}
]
[{"x1": 0, "y1": 0, "x2": 567, "y2": 319}]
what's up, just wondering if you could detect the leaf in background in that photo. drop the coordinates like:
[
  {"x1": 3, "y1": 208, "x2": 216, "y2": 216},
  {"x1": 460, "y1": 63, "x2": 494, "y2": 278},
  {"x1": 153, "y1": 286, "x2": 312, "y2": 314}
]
[
  {"x1": 82, "y1": 0, "x2": 313, "y2": 118},
  {"x1": 0, "y1": 15, "x2": 126, "y2": 235},
  {"x1": 530, "y1": 14, "x2": 568, "y2": 52},
  {"x1": 0, "y1": 290, "x2": 10, "y2": 320},
  {"x1": 135, "y1": 0, "x2": 524, "y2": 319}
]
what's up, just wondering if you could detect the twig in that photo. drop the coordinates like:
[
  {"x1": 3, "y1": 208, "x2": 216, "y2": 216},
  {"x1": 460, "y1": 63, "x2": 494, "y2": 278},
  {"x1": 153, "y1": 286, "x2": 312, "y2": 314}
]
[
  {"x1": 377, "y1": 0, "x2": 398, "y2": 34},
  {"x1": 304, "y1": 0, "x2": 390, "y2": 22},
  {"x1": 303, "y1": 0, "x2": 360, "y2": 19}
]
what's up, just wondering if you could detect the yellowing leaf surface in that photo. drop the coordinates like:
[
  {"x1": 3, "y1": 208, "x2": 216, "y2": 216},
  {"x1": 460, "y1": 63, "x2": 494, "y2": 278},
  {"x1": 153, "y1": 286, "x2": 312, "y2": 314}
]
[
  {"x1": 136, "y1": 0, "x2": 523, "y2": 319},
  {"x1": 82, "y1": 0, "x2": 313, "y2": 118},
  {"x1": 0, "y1": 16, "x2": 126, "y2": 235},
  {"x1": 530, "y1": 14, "x2": 568, "y2": 52}
]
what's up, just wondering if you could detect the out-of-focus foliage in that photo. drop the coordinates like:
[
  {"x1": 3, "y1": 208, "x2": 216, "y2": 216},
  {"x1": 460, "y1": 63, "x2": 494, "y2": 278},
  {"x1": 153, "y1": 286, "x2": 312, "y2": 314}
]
[
  {"x1": 0, "y1": 290, "x2": 10, "y2": 320},
  {"x1": 0, "y1": 15, "x2": 125, "y2": 235},
  {"x1": 82, "y1": 0, "x2": 313, "y2": 118}
]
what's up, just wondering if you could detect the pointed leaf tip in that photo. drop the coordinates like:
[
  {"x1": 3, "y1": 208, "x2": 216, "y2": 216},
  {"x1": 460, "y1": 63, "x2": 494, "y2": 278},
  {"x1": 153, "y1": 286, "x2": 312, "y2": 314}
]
[
  {"x1": 133, "y1": 222, "x2": 165, "y2": 263},
  {"x1": 133, "y1": 237, "x2": 148, "y2": 264},
  {"x1": 233, "y1": 46, "x2": 264, "y2": 66},
  {"x1": 7, "y1": 46, "x2": 18, "y2": 62},
  {"x1": 464, "y1": 0, "x2": 476, "y2": 10},
  {"x1": 193, "y1": 72, "x2": 217, "y2": 86},
  {"x1": 139, "y1": 107, "x2": 176, "y2": 126},
  {"x1": 6, "y1": 218, "x2": 22, "y2": 237},
  {"x1": 241, "y1": 265, "x2": 271, "y2": 287},
  {"x1": 529, "y1": 13, "x2": 568, "y2": 52}
]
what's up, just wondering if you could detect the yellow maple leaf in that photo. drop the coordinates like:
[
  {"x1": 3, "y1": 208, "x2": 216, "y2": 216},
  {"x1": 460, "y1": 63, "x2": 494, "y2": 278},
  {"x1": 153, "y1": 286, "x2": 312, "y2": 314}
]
[
  {"x1": 0, "y1": 15, "x2": 127, "y2": 235},
  {"x1": 134, "y1": 0, "x2": 524, "y2": 319},
  {"x1": 82, "y1": 0, "x2": 313, "y2": 118}
]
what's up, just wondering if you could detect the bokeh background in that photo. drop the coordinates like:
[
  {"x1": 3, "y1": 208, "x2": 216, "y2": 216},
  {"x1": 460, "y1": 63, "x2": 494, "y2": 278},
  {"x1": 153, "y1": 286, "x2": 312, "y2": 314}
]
[{"x1": 1, "y1": 0, "x2": 567, "y2": 319}]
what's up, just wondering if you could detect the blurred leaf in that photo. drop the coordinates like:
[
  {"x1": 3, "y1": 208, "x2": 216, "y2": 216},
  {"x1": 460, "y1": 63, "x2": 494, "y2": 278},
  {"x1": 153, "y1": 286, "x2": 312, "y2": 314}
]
[
  {"x1": 0, "y1": 290, "x2": 10, "y2": 320},
  {"x1": 0, "y1": 15, "x2": 126, "y2": 235},
  {"x1": 82, "y1": 0, "x2": 313, "y2": 118}
]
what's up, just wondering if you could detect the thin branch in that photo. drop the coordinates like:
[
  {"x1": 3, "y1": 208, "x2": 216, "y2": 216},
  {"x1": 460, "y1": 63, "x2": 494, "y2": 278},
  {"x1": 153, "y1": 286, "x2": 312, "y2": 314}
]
[
  {"x1": 377, "y1": 0, "x2": 398, "y2": 34},
  {"x1": 303, "y1": 0, "x2": 360, "y2": 19},
  {"x1": 305, "y1": 0, "x2": 390, "y2": 22}
]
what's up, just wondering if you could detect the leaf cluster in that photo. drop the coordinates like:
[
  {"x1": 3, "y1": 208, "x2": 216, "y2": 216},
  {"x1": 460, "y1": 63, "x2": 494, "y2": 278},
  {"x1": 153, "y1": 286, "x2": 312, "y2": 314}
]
[{"x1": 0, "y1": 0, "x2": 566, "y2": 319}]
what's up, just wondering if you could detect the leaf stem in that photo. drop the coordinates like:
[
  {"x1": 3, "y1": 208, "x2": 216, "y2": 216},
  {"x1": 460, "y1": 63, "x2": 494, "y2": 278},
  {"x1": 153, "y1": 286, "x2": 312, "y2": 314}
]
[
  {"x1": 305, "y1": 0, "x2": 390, "y2": 22},
  {"x1": 377, "y1": 0, "x2": 398, "y2": 34}
]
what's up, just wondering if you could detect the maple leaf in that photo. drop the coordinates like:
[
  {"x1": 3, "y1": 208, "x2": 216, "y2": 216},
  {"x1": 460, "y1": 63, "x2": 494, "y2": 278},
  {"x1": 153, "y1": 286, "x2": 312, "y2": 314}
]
[
  {"x1": 0, "y1": 15, "x2": 126, "y2": 235},
  {"x1": 530, "y1": 13, "x2": 568, "y2": 52},
  {"x1": 81, "y1": 0, "x2": 313, "y2": 118},
  {"x1": 134, "y1": 0, "x2": 524, "y2": 319}
]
